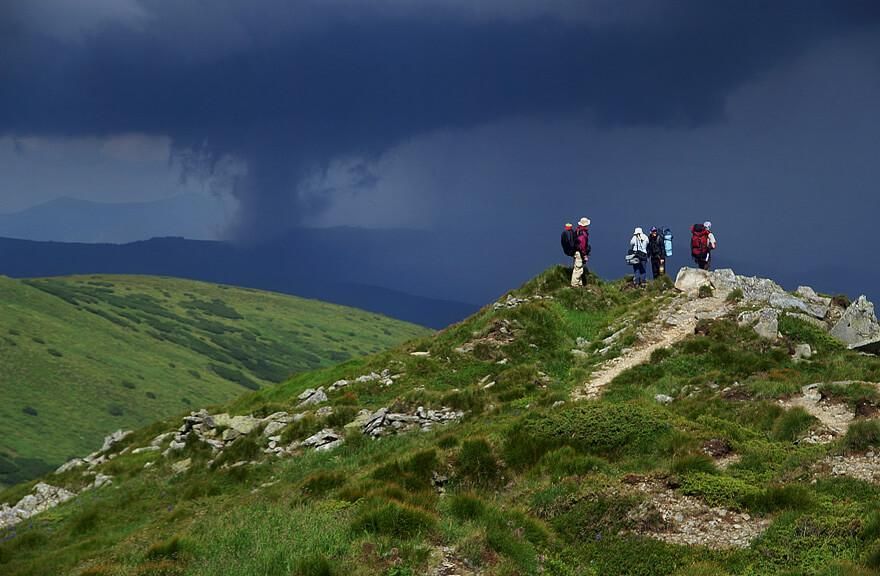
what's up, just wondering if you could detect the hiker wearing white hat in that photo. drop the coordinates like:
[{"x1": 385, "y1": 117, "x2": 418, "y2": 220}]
[
  {"x1": 628, "y1": 227, "x2": 649, "y2": 287},
  {"x1": 569, "y1": 217, "x2": 591, "y2": 287}
]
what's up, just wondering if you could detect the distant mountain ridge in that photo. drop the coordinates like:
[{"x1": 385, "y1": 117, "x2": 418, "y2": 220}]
[
  {"x1": 0, "y1": 234, "x2": 478, "y2": 328},
  {"x1": 0, "y1": 194, "x2": 228, "y2": 243}
]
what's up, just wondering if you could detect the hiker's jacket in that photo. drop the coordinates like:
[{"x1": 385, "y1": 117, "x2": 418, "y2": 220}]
[
  {"x1": 647, "y1": 234, "x2": 666, "y2": 260},
  {"x1": 630, "y1": 233, "x2": 648, "y2": 256},
  {"x1": 576, "y1": 226, "x2": 591, "y2": 257}
]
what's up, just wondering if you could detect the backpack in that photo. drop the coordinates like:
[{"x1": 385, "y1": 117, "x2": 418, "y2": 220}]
[
  {"x1": 561, "y1": 228, "x2": 577, "y2": 257},
  {"x1": 691, "y1": 224, "x2": 709, "y2": 258},
  {"x1": 576, "y1": 227, "x2": 591, "y2": 256},
  {"x1": 663, "y1": 228, "x2": 673, "y2": 257}
]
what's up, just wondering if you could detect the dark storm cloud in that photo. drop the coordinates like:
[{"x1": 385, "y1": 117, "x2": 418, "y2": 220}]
[{"x1": 2, "y1": 0, "x2": 879, "y2": 239}]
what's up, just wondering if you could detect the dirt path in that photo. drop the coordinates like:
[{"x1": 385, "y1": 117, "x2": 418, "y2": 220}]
[
  {"x1": 573, "y1": 295, "x2": 731, "y2": 401},
  {"x1": 780, "y1": 384, "x2": 855, "y2": 444}
]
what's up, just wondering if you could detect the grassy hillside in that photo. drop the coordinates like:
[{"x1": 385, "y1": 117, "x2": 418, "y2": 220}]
[
  {"x1": 5, "y1": 267, "x2": 880, "y2": 575},
  {"x1": 0, "y1": 275, "x2": 428, "y2": 487}
]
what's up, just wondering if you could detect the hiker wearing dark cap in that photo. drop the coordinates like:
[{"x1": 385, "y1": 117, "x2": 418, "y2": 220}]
[{"x1": 647, "y1": 227, "x2": 667, "y2": 279}]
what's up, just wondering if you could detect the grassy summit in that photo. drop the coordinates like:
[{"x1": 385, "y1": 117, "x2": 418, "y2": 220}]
[
  {"x1": 0, "y1": 275, "x2": 428, "y2": 487},
  {"x1": 4, "y1": 267, "x2": 880, "y2": 575}
]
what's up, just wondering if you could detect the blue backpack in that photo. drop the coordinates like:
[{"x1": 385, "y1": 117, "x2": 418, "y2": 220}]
[{"x1": 663, "y1": 228, "x2": 673, "y2": 257}]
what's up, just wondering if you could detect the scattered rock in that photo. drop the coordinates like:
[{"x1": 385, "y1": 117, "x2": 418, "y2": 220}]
[
  {"x1": 654, "y1": 394, "x2": 674, "y2": 405},
  {"x1": 362, "y1": 406, "x2": 464, "y2": 438},
  {"x1": 131, "y1": 445, "x2": 161, "y2": 455},
  {"x1": 831, "y1": 295, "x2": 880, "y2": 351},
  {"x1": 301, "y1": 429, "x2": 344, "y2": 451},
  {"x1": 92, "y1": 473, "x2": 114, "y2": 489},
  {"x1": 793, "y1": 343, "x2": 813, "y2": 361},
  {"x1": 737, "y1": 308, "x2": 779, "y2": 341},
  {"x1": 674, "y1": 268, "x2": 713, "y2": 296},
  {"x1": 409, "y1": 351, "x2": 431, "y2": 357},
  {"x1": 819, "y1": 453, "x2": 880, "y2": 483},
  {"x1": 171, "y1": 458, "x2": 192, "y2": 475},
  {"x1": 297, "y1": 387, "x2": 328, "y2": 408},
  {"x1": 0, "y1": 483, "x2": 76, "y2": 530},
  {"x1": 492, "y1": 293, "x2": 551, "y2": 311}
]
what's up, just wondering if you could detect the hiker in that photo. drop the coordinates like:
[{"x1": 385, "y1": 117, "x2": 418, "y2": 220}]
[
  {"x1": 646, "y1": 226, "x2": 667, "y2": 279},
  {"x1": 628, "y1": 227, "x2": 649, "y2": 287},
  {"x1": 705, "y1": 221, "x2": 717, "y2": 267},
  {"x1": 566, "y1": 217, "x2": 591, "y2": 287},
  {"x1": 690, "y1": 221, "x2": 717, "y2": 270}
]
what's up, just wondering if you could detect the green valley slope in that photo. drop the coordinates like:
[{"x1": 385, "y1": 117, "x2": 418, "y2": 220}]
[
  {"x1": 7, "y1": 267, "x2": 880, "y2": 575},
  {"x1": 0, "y1": 275, "x2": 428, "y2": 487}
]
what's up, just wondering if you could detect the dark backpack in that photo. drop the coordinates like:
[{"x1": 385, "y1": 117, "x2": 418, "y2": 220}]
[
  {"x1": 561, "y1": 228, "x2": 577, "y2": 257},
  {"x1": 691, "y1": 224, "x2": 709, "y2": 258}
]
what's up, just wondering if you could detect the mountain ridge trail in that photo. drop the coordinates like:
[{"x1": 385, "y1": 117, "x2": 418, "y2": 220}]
[{"x1": 573, "y1": 293, "x2": 731, "y2": 401}]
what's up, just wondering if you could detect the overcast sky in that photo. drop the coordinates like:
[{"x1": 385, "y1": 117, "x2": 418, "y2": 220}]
[{"x1": 2, "y1": 1, "x2": 880, "y2": 301}]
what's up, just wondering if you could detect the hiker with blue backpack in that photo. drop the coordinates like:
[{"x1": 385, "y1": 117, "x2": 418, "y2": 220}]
[
  {"x1": 647, "y1": 227, "x2": 667, "y2": 279},
  {"x1": 561, "y1": 217, "x2": 591, "y2": 287},
  {"x1": 626, "y1": 227, "x2": 649, "y2": 287}
]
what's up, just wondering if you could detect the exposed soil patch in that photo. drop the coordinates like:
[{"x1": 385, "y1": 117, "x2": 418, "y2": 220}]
[
  {"x1": 455, "y1": 319, "x2": 520, "y2": 355},
  {"x1": 431, "y1": 545, "x2": 480, "y2": 576},
  {"x1": 816, "y1": 452, "x2": 880, "y2": 483},
  {"x1": 779, "y1": 384, "x2": 855, "y2": 444},
  {"x1": 625, "y1": 479, "x2": 770, "y2": 549}
]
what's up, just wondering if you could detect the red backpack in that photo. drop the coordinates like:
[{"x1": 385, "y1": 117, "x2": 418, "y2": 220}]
[{"x1": 691, "y1": 224, "x2": 709, "y2": 257}]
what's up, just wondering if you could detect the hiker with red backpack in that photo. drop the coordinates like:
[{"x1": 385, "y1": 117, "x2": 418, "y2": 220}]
[
  {"x1": 561, "y1": 217, "x2": 591, "y2": 287},
  {"x1": 691, "y1": 221, "x2": 717, "y2": 270}
]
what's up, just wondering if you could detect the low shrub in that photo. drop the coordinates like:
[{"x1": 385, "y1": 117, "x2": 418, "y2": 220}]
[
  {"x1": 844, "y1": 420, "x2": 880, "y2": 452},
  {"x1": 725, "y1": 288, "x2": 744, "y2": 303},
  {"x1": 504, "y1": 403, "x2": 670, "y2": 468},
  {"x1": 678, "y1": 472, "x2": 758, "y2": 509},
  {"x1": 145, "y1": 536, "x2": 182, "y2": 560},
  {"x1": 670, "y1": 453, "x2": 718, "y2": 475},
  {"x1": 71, "y1": 507, "x2": 101, "y2": 534},
  {"x1": 448, "y1": 493, "x2": 487, "y2": 521},
  {"x1": 744, "y1": 484, "x2": 815, "y2": 514},
  {"x1": 770, "y1": 407, "x2": 816, "y2": 442},
  {"x1": 293, "y1": 555, "x2": 335, "y2": 576},
  {"x1": 350, "y1": 498, "x2": 436, "y2": 538},
  {"x1": 539, "y1": 446, "x2": 606, "y2": 477},
  {"x1": 301, "y1": 471, "x2": 347, "y2": 497},
  {"x1": 698, "y1": 285, "x2": 714, "y2": 299},
  {"x1": 371, "y1": 449, "x2": 437, "y2": 493},
  {"x1": 455, "y1": 439, "x2": 503, "y2": 489}
]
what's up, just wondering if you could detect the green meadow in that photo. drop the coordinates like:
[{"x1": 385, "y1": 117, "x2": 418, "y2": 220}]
[{"x1": 0, "y1": 275, "x2": 428, "y2": 487}]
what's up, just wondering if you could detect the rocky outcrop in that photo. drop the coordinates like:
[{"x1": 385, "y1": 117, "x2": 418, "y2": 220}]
[
  {"x1": 673, "y1": 268, "x2": 713, "y2": 295},
  {"x1": 737, "y1": 308, "x2": 779, "y2": 341},
  {"x1": 673, "y1": 267, "x2": 880, "y2": 352},
  {"x1": 55, "y1": 429, "x2": 133, "y2": 475},
  {"x1": 300, "y1": 429, "x2": 344, "y2": 452},
  {"x1": 0, "y1": 483, "x2": 75, "y2": 530},
  {"x1": 297, "y1": 387, "x2": 328, "y2": 408},
  {"x1": 362, "y1": 406, "x2": 464, "y2": 438},
  {"x1": 830, "y1": 296, "x2": 880, "y2": 350},
  {"x1": 492, "y1": 293, "x2": 552, "y2": 312}
]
